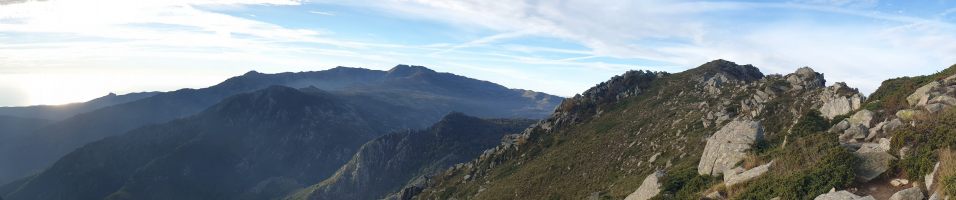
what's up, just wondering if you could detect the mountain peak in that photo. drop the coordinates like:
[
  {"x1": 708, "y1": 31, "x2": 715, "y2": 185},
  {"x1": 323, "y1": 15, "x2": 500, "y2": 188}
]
[
  {"x1": 243, "y1": 70, "x2": 262, "y2": 76},
  {"x1": 693, "y1": 59, "x2": 764, "y2": 81},
  {"x1": 438, "y1": 112, "x2": 475, "y2": 122},
  {"x1": 387, "y1": 65, "x2": 436, "y2": 77}
]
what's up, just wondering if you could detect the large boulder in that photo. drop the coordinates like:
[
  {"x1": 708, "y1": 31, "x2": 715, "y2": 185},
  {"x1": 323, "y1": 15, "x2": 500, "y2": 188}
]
[
  {"x1": 840, "y1": 124, "x2": 869, "y2": 143},
  {"x1": 814, "y1": 190, "x2": 876, "y2": 200},
  {"x1": 897, "y1": 109, "x2": 923, "y2": 121},
  {"x1": 830, "y1": 119, "x2": 851, "y2": 134},
  {"x1": 698, "y1": 120, "x2": 764, "y2": 176},
  {"x1": 856, "y1": 140, "x2": 891, "y2": 153},
  {"x1": 848, "y1": 110, "x2": 875, "y2": 128},
  {"x1": 889, "y1": 187, "x2": 925, "y2": 200},
  {"x1": 724, "y1": 161, "x2": 773, "y2": 187},
  {"x1": 625, "y1": 171, "x2": 664, "y2": 200},
  {"x1": 819, "y1": 83, "x2": 865, "y2": 119},
  {"x1": 908, "y1": 81, "x2": 941, "y2": 106},
  {"x1": 853, "y1": 151, "x2": 897, "y2": 182}
]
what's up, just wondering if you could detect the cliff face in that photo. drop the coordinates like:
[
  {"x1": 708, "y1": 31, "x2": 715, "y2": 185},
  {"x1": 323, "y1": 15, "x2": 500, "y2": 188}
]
[{"x1": 407, "y1": 60, "x2": 949, "y2": 200}]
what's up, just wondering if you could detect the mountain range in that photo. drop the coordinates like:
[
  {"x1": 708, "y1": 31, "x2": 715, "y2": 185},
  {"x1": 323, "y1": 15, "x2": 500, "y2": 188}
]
[
  {"x1": 0, "y1": 65, "x2": 560, "y2": 188},
  {"x1": 3, "y1": 60, "x2": 956, "y2": 200}
]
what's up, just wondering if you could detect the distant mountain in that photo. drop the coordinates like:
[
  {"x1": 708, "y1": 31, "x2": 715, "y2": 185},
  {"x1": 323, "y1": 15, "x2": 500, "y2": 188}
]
[
  {"x1": 0, "y1": 92, "x2": 159, "y2": 121},
  {"x1": 288, "y1": 113, "x2": 534, "y2": 200},
  {"x1": 0, "y1": 65, "x2": 561, "y2": 185},
  {"x1": 5, "y1": 86, "x2": 430, "y2": 200},
  {"x1": 0, "y1": 116, "x2": 50, "y2": 145}
]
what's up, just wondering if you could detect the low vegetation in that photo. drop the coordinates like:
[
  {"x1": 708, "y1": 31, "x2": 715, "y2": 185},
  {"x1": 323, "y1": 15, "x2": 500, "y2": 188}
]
[
  {"x1": 891, "y1": 107, "x2": 956, "y2": 178},
  {"x1": 650, "y1": 163, "x2": 716, "y2": 200},
  {"x1": 938, "y1": 149, "x2": 956, "y2": 196},
  {"x1": 732, "y1": 131, "x2": 857, "y2": 200}
]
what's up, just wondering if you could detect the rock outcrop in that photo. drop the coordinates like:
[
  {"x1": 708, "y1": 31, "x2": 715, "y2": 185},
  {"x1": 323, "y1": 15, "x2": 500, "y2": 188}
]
[
  {"x1": 786, "y1": 67, "x2": 827, "y2": 91},
  {"x1": 724, "y1": 161, "x2": 773, "y2": 187},
  {"x1": 625, "y1": 171, "x2": 665, "y2": 200},
  {"x1": 814, "y1": 190, "x2": 876, "y2": 200},
  {"x1": 907, "y1": 74, "x2": 956, "y2": 113},
  {"x1": 819, "y1": 82, "x2": 865, "y2": 119},
  {"x1": 698, "y1": 120, "x2": 765, "y2": 176},
  {"x1": 889, "y1": 187, "x2": 924, "y2": 200}
]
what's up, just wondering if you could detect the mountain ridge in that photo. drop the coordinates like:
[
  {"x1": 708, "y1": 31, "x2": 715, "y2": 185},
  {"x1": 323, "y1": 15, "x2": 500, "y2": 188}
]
[{"x1": 0, "y1": 65, "x2": 561, "y2": 186}]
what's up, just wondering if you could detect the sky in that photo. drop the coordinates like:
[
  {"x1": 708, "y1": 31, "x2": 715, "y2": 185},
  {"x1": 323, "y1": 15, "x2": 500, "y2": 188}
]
[{"x1": 1, "y1": 0, "x2": 955, "y2": 106}]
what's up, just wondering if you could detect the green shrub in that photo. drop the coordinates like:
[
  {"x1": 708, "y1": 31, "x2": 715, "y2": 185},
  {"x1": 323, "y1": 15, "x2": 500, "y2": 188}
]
[
  {"x1": 790, "y1": 110, "x2": 829, "y2": 138},
  {"x1": 891, "y1": 107, "x2": 956, "y2": 178},
  {"x1": 733, "y1": 133, "x2": 857, "y2": 200},
  {"x1": 651, "y1": 165, "x2": 716, "y2": 200}
]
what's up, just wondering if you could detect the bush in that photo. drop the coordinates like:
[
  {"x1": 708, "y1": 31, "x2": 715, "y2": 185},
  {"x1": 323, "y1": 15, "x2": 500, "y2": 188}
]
[
  {"x1": 651, "y1": 165, "x2": 716, "y2": 200},
  {"x1": 733, "y1": 133, "x2": 857, "y2": 200},
  {"x1": 790, "y1": 110, "x2": 829, "y2": 138},
  {"x1": 891, "y1": 107, "x2": 956, "y2": 178}
]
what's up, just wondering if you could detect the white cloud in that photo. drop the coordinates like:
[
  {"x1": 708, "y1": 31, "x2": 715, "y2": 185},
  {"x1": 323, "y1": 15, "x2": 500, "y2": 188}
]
[
  {"x1": 327, "y1": 0, "x2": 956, "y2": 94},
  {"x1": 309, "y1": 10, "x2": 334, "y2": 16}
]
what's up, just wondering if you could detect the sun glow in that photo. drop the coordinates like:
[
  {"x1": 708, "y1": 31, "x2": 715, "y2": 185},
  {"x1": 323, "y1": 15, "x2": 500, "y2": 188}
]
[
  {"x1": 0, "y1": 69, "x2": 228, "y2": 106},
  {"x1": 5, "y1": 73, "x2": 111, "y2": 106}
]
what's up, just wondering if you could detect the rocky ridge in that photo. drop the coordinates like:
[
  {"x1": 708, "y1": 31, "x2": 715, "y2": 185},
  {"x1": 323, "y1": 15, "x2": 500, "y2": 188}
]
[{"x1": 409, "y1": 60, "x2": 889, "y2": 199}]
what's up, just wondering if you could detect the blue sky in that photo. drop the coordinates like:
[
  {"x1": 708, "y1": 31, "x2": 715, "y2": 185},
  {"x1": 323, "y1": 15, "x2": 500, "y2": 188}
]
[{"x1": 1, "y1": 0, "x2": 955, "y2": 106}]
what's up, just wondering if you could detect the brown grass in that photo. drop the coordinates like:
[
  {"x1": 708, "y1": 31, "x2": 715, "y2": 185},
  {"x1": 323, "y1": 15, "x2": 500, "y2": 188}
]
[{"x1": 938, "y1": 148, "x2": 956, "y2": 195}]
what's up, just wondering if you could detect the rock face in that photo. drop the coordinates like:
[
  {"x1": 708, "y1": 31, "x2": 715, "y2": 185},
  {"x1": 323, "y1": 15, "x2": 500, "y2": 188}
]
[
  {"x1": 301, "y1": 113, "x2": 534, "y2": 200},
  {"x1": 698, "y1": 120, "x2": 765, "y2": 176},
  {"x1": 889, "y1": 187, "x2": 925, "y2": 200},
  {"x1": 625, "y1": 171, "x2": 665, "y2": 200},
  {"x1": 724, "y1": 161, "x2": 774, "y2": 187},
  {"x1": 819, "y1": 82, "x2": 866, "y2": 119},
  {"x1": 853, "y1": 151, "x2": 897, "y2": 182},
  {"x1": 786, "y1": 67, "x2": 826, "y2": 91},
  {"x1": 814, "y1": 190, "x2": 876, "y2": 200}
]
